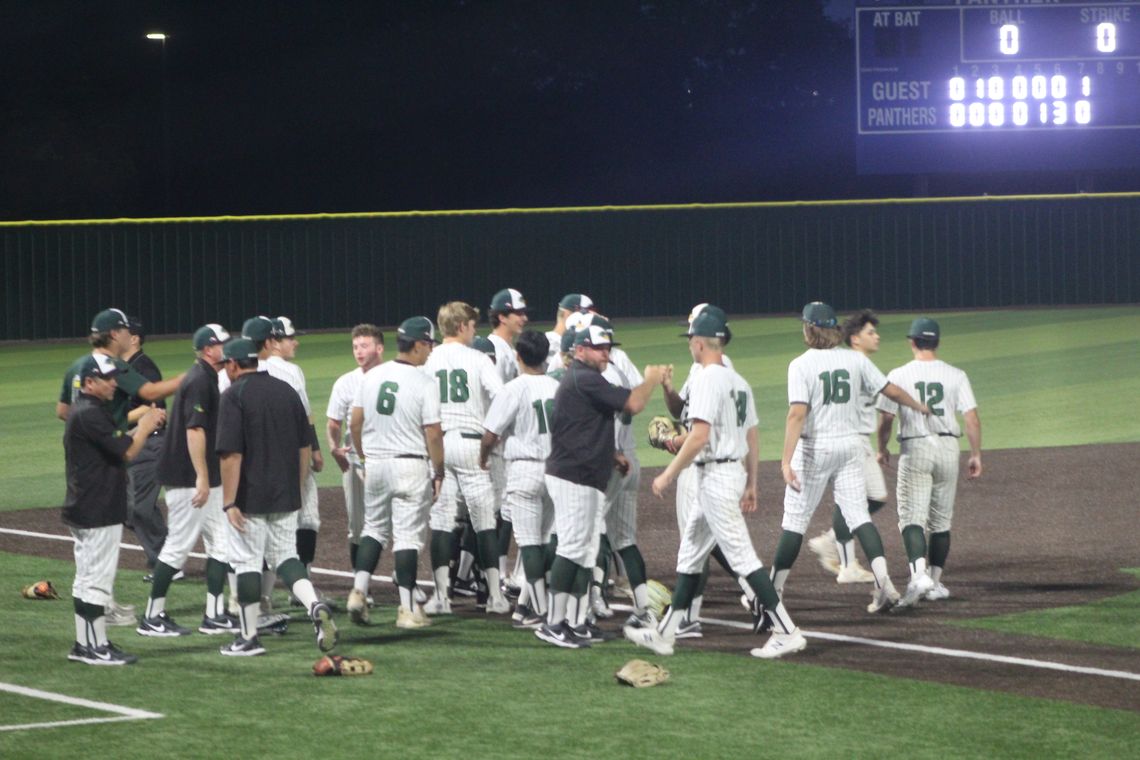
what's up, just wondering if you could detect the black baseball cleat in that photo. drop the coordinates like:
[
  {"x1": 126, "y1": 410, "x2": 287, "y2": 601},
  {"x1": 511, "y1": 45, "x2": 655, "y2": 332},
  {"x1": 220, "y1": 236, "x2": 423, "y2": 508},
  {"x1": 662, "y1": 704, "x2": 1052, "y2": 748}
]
[
  {"x1": 198, "y1": 613, "x2": 241, "y2": 635},
  {"x1": 136, "y1": 612, "x2": 192, "y2": 637},
  {"x1": 67, "y1": 642, "x2": 93, "y2": 663},
  {"x1": 675, "y1": 619, "x2": 703, "y2": 639},
  {"x1": 511, "y1": 604, "x2": 544, "y2": 629},
  {"x1": 450, "y1": 577, "x2": 478, "y2": 597},
  {"x1": 535, "y1": 621, "x2": 587, "y2": 649},
  {"x1": 81, "y1": 641, "x2": 139, "y2": 665},
  {"x1": 220, "y1": 635, "x2": 266, "y2": 657}
]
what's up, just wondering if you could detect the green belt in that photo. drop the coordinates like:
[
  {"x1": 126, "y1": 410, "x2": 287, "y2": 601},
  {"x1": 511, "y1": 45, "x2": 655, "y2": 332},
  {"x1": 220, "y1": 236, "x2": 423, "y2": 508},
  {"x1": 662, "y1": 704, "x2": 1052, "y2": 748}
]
[{"x1": 460, "y1": 432, "x2": 482, "y2": 440}]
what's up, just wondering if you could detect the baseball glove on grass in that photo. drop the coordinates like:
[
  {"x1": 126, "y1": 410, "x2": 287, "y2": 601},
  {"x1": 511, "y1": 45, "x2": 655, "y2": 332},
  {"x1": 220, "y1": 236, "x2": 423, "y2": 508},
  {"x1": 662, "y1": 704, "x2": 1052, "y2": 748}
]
[
  {"x1": 647, "y1": 416, "x2": 682, "y2": 453},
  {"x1": 615, "y1": 659, "x2": 670, "y2": 688},
  {"x1": 313, "y1": 654, "x2": 374, "y2": 677},
  {"x1": 21, "y1": 580, "x2": 61, "y2": 600}
]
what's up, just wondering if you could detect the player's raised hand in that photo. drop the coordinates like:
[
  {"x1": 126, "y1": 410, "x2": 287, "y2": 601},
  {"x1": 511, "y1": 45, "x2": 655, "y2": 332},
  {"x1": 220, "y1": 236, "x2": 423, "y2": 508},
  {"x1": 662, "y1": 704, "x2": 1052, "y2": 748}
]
[
  {"x1": 643, "y1": 365, "x2": 667, "y2": 386},
  {"x1": 967, "y1": 454, "x2": 982, "y2": 479},
  {"x1": 781, "y1": 462, "x2": 801, "y2": 492}
]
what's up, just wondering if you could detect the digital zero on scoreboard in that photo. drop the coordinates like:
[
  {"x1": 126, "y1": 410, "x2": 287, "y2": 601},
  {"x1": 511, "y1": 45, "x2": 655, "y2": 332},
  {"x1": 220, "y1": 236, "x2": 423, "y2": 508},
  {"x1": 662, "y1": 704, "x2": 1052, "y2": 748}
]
[{"x1": 855, "y1": 1, "x2": 1140, "y2": 175}]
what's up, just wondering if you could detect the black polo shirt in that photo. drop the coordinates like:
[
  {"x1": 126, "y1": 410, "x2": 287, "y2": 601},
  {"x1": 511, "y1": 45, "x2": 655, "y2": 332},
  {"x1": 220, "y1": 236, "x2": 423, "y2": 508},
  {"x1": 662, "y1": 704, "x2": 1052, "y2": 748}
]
[
  {"x1": 158, "y1": 358, "x2": 221, "y2": 488},
  {"x1": 62, "y1": 393, "x2": 132, "y2": 528},
  {"x1": 216, "y1": 371, "x2": 310, "y2": 515},
  {"x1": 546, "y1": 359, "x2": 631, "y2": 492},
  {"x1": 127, "y1": 350, "x2": 167, "y2": 418},
  {"x1": 60, "y1": 353, "x2": 148, "y2": 431}
]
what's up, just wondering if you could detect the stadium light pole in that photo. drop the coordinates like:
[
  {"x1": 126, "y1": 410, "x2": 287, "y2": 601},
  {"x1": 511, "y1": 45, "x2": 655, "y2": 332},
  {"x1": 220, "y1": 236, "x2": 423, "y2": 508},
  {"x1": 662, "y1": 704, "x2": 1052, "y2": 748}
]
[{"x1": 146, "y1": 32, "x2": 171, "y2": 214}]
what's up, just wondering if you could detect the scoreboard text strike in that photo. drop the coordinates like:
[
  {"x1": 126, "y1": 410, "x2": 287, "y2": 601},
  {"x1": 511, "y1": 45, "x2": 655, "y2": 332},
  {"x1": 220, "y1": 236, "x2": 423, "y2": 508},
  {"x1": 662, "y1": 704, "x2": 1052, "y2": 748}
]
[{"x1": 854, "y1": 1, "x2": 1140, "y2": 175}]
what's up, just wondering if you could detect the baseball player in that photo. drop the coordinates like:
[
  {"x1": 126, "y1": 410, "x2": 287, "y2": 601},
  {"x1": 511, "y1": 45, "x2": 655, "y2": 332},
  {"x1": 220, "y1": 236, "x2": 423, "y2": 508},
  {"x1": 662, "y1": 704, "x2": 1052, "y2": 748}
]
[
  {"x1": 808, "y1": 309, "x2": 886, "y2": 584},
  {"x1": 536, "y1": 317, "x2": 665, "y2": 649},
  {"x1": 216, "y1": 338, "x2": 337, "y2": 657},
  {"x1": 63, "y1": 354, "x2": 164, "y2": 665},
  {"x1": 326, "y1": 324, "x2": 385, "y2": 571},
  {"x1": 773, "y1": 302, "x2": 929, "y2": 614},
  {"x1": 423, "y1": 302, "x2": 509, "y2": 614},
  {"x1": 57, "y1": 308, "x2": 183, "y2": 626},
  {"x1": 487, "y1": 289, "x2": 529, "y2": 585},
  {"x1": 658, "y1": 304, "x2": 754, "y2": 633},
  {"x1": 627, "y1": 308, "x2": 805, "y2": 659},
  {"x1": 479, "y1": 330, "x2": 560, "y2": 628},
  {"x1": 348, "y1": 317, "x2": 444, "y2": 628},
  {"x1": 140, "y1": 324, "x2": 239, "y2": 638},
  {"x1": 877, "y1": 318, "x2": 982, "y2": 605},
  {"x1": 545, "y1": 293, "x2": 593, "y2": 368},
  {"x1": 122, "y1": 316, "x2": 169, "y2": 576},
  {"x1": 265, "y1": 317, "x2": 324, "y2": 574}
]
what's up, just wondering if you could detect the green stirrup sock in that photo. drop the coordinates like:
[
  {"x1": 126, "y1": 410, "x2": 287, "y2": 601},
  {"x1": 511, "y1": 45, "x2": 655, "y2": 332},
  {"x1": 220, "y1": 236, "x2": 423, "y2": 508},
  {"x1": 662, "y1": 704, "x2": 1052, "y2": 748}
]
[
  {"x1": 394, "y1": 550, "x2": 418, "y2": 589},
  {"x1": 868, "y1": 498, "x2": 886, "y2": 516},
  {"x1": 150, "y1": 561, "x2": 179, "y2": 599},
  {"x1": 900, "y1": 525, "x2": 927, "y2": 564},
  {"x1": 832, "y1": 505, "x2": 853, "y2": 542},
  {"x1": 237, "y1": 572, "x2": 261, "y2": 605},
  {"x1": 773, "y1": 531, "x2": 804, "y2": 570},
  {"x1": 617, "y1": 545, "x2": 647, "y2": 588},
  {"x1": 355, "y1": 536, "x2": 383, "y2": 574},
  {"x1": 430, "y1": 530, "x2": 453, "y2": 569},
  {"x1": 205, "y1": 557, "x2": 228, "y2": 596},
  {"x1": 277, "y1": 557, "x2": 306, "y2": 588},
  {"x1": 671, "y1": 573, "x2": 700, "y2": 612},
  {"x1": 521, "y1": 546, "x2": 545, "y2": 584},
  {"x1": 549, "y1": 556, "x2": 577, "y2": 593},
  {"x1": 928, "y1": 531, "x2": 951, "y2": 568},
  {"x1": 853, "y1": 523, "x2": 886, "y2": 561}
]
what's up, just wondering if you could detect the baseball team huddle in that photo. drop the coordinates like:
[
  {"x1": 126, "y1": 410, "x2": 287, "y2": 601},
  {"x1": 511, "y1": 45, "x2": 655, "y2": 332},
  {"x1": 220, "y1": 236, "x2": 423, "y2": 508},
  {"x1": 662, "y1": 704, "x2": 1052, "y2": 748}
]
[{"x1": 57, "y1": 293, "x2": 981, "y2": 666}]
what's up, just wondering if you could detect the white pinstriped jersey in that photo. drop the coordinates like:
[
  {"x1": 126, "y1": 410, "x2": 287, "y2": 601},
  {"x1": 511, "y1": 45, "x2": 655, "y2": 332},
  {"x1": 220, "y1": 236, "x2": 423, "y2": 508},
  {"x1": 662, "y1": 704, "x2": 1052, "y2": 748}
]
[
  {"x1": 264, "y1": 356, "x2": 312, "y2": 416},
  {"x1": 423, "y1": 342, "x2": 504, "y2": 435},
  {"x1": 353, "y1": 361, "x2": 440, "y2": 459},
  {"x1": 678, "y1": 355, "x2": 734, "y2": 427},
  {"x1": 686, "y1": 363, "x2": 757, "y2": 462},
  {"x1": 488, "y1": 333, "x2": 519, "y2": 384},
  {"x1": 482, "y1": 373, "x2": 560, "y2": 461},
  {"x1": 877, "y1": 359, "x2": 977, "y2": 440},
  {"x1": 848, "y1": 349, "x2": 883, "y2": 435},
  {"x1": 602, "y1": 353, "x2": 642, "y2": 453},
  {"x1": 788, "y1": 348, "x2": 888, "y2": 440},
  {"x1": 327, "y1": 366, "x2": 370, "y2": 462},
  {"x1": 544, "y1": 330, "x2": 562, "y2": 368}
]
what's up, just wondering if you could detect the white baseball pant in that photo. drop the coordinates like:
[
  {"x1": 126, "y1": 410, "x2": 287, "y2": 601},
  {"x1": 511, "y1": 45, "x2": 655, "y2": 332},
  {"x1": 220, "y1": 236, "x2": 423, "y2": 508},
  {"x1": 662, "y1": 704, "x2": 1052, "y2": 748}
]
[
  {"x1": 297, "y1": 471, "x2": 320, "y2": 531},
  {"x1": 428, "y1": 431, "x2": 497, "y2": 533},
  {"x1": 343, "y1": 463, "x2": 365, "y2": 544},
  {"x1": 860, "y1": 436, "x2": 888, "y2": 502},
  {"x1": 781, "y1": 435, "x2": 871, "y2": 534},
  {"x1": 897, "y1": 435, "x2": 961, "y2": 533},
  {"x1": 505, "y1": 460, "x2": 553, "y2": 546},
  {"x1": 363, "y1": 457, "x2": 433, "y2": 553},
  {"x1": 71, "y1": 524, "x2": 123, "y2": 607},
  {"x1": 545, "y1": 474, "x2": 603, "y2": 567},
  {"x1": 490, "y1": 451, "x2": 508, "y2": 521},
  {"x1": 158, "y1": 485, "x2": 227, "y2": 568},
  {"x1": 675, "y1": 462, "x2": 763, "y2": 576},
  {"x1": 603, "y1": 453, "x2": 640, "y2": 551},
  {"x1": 226, "y1": 510, "x2": 300, "y2": 576},
  {"x1": 675, "y1": 463, "x2": 698, "y2": 532}
]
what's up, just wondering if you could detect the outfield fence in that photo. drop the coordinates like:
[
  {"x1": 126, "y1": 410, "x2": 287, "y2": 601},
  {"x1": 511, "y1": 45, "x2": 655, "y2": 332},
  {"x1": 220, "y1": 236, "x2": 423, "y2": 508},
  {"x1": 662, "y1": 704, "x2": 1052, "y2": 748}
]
[{"x1": 2, "y1": 193, "x2": 1137, "y2": 340}]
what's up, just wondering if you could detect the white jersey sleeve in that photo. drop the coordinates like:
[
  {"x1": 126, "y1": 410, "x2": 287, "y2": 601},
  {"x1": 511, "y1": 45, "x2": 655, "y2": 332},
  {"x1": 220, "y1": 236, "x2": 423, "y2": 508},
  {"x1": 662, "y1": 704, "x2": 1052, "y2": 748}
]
[
  {"x1": 488, "y1": 334, "x2": 519, "y2": 384},
  {"x1": 602, "y1": 361, "x2": 636, "y2": 453},
  {"x1": 327, "y1": 367, "x2": 365, "y2": 456},
  {"x1": 265, "y1": 356, "x2": 312, "y2": 417}
]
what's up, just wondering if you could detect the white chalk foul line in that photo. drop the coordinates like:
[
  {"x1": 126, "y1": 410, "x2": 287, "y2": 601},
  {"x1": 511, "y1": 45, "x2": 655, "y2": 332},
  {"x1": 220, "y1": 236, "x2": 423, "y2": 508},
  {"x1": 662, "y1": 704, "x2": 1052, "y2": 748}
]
[
  {"x1": 6, "y1": 526, "x2": 1138, "y2": 682},
  {"x1": 0, "y1": 682, "x2": 163, "y2": 733}
]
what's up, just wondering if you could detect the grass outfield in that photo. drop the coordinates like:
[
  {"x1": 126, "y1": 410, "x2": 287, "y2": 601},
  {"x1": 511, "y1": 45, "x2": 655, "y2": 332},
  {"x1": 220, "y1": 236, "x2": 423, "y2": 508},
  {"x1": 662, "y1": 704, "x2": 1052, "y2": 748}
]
[
  {"x1": 1, "y1": 551, "x2": 1138, "y2": 758},
  {"x1": 2, "y1": 305, "x2": 1137, "y2": 513}
]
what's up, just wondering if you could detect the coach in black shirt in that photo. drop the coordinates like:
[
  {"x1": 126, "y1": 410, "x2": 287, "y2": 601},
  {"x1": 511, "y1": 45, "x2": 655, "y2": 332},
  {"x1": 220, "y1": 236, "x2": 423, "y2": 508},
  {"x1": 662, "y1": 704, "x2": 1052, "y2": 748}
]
[
  {"x1": 537, "y1": 316, "x2": 664, "y2": 648},
  {"x1": 215, "y1": 338, "x2": 337, "y2": 656},
  {"x1": 63, "y1": 354, "x2": 164, "y2": 665}
]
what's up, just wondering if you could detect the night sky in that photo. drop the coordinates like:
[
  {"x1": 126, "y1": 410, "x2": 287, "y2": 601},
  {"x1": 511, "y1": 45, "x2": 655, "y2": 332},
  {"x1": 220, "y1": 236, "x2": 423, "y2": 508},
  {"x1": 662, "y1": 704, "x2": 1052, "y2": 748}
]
[{"x1": 2, "y1": 0, "x2": 1136, "y2": 221}]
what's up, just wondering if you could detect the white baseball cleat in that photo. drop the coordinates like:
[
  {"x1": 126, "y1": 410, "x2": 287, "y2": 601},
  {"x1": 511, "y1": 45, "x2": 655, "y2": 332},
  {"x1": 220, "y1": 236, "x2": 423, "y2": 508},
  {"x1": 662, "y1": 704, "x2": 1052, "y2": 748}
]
[
  {"x1": 896, "y1": 573, "x2": 936, "y2": 609},
  {"x1": 867, "y1": 581, "x2": 901, "y2": 614},
  {"x1": 750, "y1": 628, "x2": 807, "y2": 659},
  {"x1": 423, "y1": 596, "x2": 453, "y2": 615},
  {"x1": 622, "y1": 624, "x2": 674, "y2": 656},
  {"x1": 591, "y1": 596, "x2": 614, "y2": 619},
  {"x1": 412, "y1": 585, "x2": 429, "y2": 605},
  {"x1": 396, "y1": 605, "x2": 431, "y2": 629},
  {"x1": 807, "y1": 532, "x2": 840, "y2": 576},
  {"x1": 485, "y1": 595, "x2": 511, "y2": 615},
  {"x1": 347, "y1": 588, "x2": 370, "y2": 625},
  {"x1": 836, "y1": 562, "x2": 876, "y2": 584},
  {"x1": 924, "y1": 581, "x2": 950, "y2": 601}
]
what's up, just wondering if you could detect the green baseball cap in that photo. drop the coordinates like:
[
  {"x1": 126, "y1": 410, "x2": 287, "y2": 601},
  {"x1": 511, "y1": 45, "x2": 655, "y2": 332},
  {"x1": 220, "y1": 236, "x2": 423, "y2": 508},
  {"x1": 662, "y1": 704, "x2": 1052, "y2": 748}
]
[
  {"x1": 397, "y1": 316, "x2": 439, "y2": 344},
  {"x1": 685, "y1": 308, "x2": 730, "y2": 339},
  {"x1": 560, "y1": 329, "x2": 576, "y2": 353},
  {"x1": 574, "y1": 315, "x2": 620, "y2": 348},
  {"x1": 78, "y1": 353, "x2": 120, "y2": 381},
  {"x1": 907, "y1": 317, "x2": 941, "y2": 340},
  {"x1": 90, "y1": 308, "x2": 129, "y2": 333},
  {"x1": 472, "y1": 335, "x2": 496, "y2": 356},
  {"x1": 558, "y1": 293, "x2": 594, "y2": 312},
  {"x1": 490, "y1": 288, "x2": 527, "y2": 313},
  {"x1": 223, "y1": 338, "x2": 259, "y2": 362},
  {"x1": 193, "y1": 324, "x2": 231, "y2": 350},
  {"x1": 801, "y1": 301, "x2": 838, "y2": 328},
  {"x1": 241, "y1": 316, "x2": 275, "y2": 342}
]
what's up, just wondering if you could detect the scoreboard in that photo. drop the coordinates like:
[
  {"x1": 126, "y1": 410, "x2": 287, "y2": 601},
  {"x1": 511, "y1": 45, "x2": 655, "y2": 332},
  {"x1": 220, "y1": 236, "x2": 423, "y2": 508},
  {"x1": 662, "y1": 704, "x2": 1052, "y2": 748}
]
[{"x1": 855, "y1": 1, "x2": 1140, "y2": 175}]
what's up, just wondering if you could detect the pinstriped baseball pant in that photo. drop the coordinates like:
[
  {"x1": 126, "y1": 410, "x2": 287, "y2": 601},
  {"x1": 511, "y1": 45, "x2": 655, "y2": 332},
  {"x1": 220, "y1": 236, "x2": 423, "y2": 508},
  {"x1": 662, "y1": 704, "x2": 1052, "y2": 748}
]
[
  {"x1": 897, "y1": 435, "x2": 961, "y2": 533},
  {"x1": 675, "y1": 463, "x2": 762, "y2": 576},
  {"x1": 781, "y1": 435, "x2": 871, "y2": 534},
  {"x1": 505, "y1": 459, "x2": 553, "y2": 546},
  {"x1": 429, "y1": 432, "x2": 497, "y2": 533},
  {"x1": 297, "y1": 471, "x2": 320, "y2": 531},
  {"x1": 545, "y1": 474, "x2": 603, "y2": 567},
  {"x1": 603, "y1": 452, "x2": 640, "y2": 551},
  {"x1": 226, "y1": 510, "x2": 299, "y2": 575},
  {"x1": 71, "y1": 524, "x2": 122, "y2": 607},
  {"x1": 363, "y1": 458, "x2": 433, "y2": 553},
  {"x1": 159, "y1": 485, "x2": 227, "y2": 567}
]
